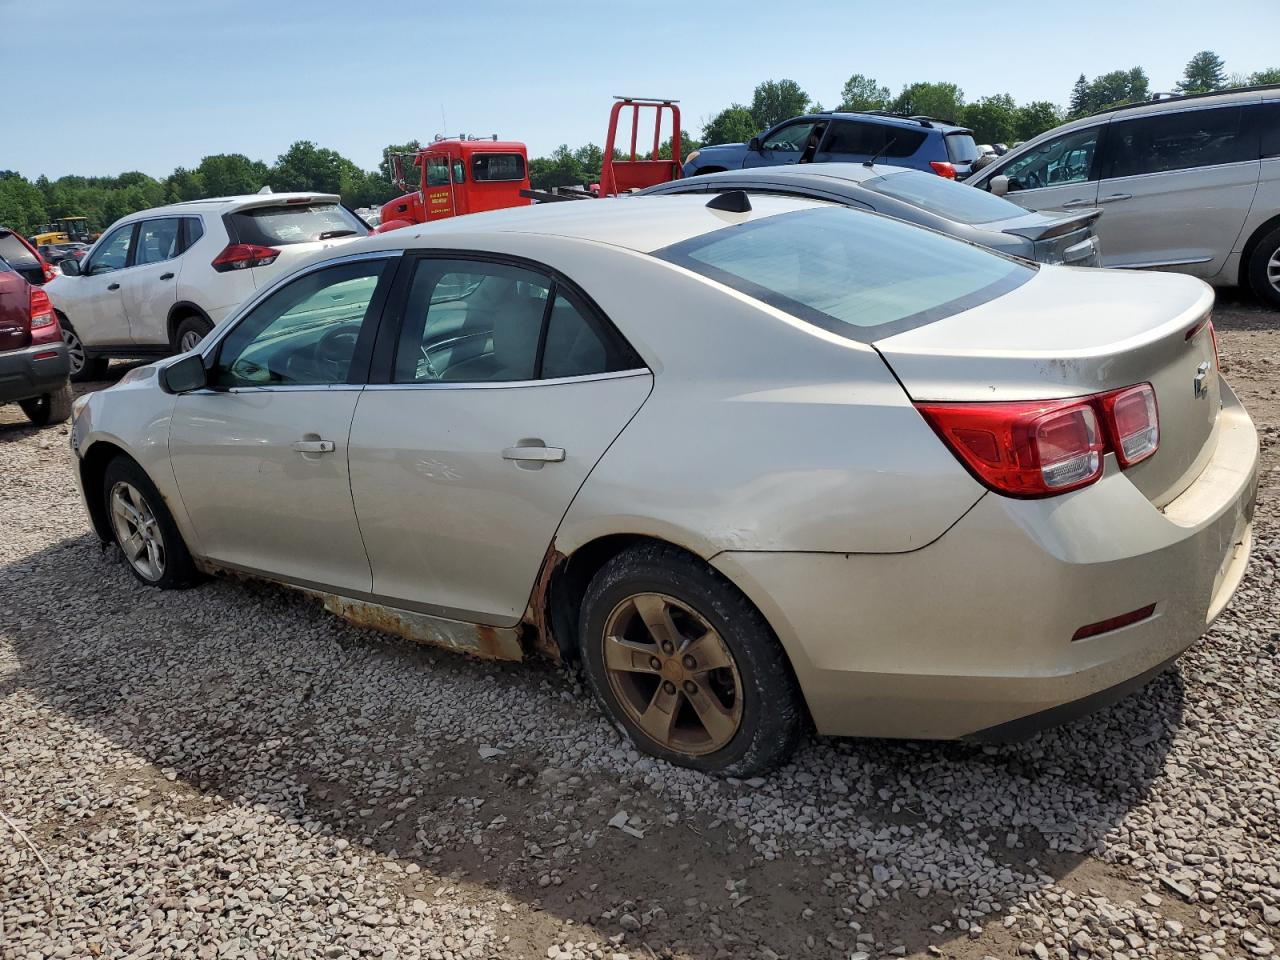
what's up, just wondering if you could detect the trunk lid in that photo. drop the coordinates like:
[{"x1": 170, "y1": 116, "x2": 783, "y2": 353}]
[
  {"x1": 1000, "y1": 209, "x2": 1102, "y2": 267},
  {"x1": 0, "y1": 271, "x2": 30, "y2": 352},
  {"x1": 875, "y1": 267, "x2": 1219, "y2": 507}
]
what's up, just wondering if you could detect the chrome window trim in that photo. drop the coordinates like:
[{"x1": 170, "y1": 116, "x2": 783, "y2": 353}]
[
  {"x1": 363, "y1": 368, "x2": 651, "y2": 391},
  {"x1": 185, "y1": 384, "x2": 367, "y2": 396},
  {"x1": 198, "y1": 248, "x2": 404, "y2": 360}
]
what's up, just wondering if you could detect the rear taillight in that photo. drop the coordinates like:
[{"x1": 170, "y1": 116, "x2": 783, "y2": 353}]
[
  {"x1": 41, "y1": 259, "x2": 55, "y2": 283},
  {"x1": 28, "y1": 287, "x2": 61, "y2": 345},
  {"x1": 929, "y1": 160, "x2": 956, "y2": 179},
  {"x1": 917, "y1": 382, "x2": 1160, "y2": 498},
  {"x1": 211, "y1": 243, "x2": 280, "y2": 272},
  {"x1": 1098, "y1": 383, "x2": 1159, "y2": 467}
]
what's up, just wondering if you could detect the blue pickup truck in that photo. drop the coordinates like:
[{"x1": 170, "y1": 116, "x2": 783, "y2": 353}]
[{"x1": 683, "y1": 111, "x2": 981, "y2": 180}]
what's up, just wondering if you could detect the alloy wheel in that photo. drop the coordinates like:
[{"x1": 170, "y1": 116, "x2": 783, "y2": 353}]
[
  {"x1": 601, "y1": 592, "x2": 743, "y2": 756},
  {"x1": 62, "y1": 328, "x2": 85, "y2": 376},
  {"x1": 1268, "y1": 248, "x2": 1280, "y2": 295},
  {"x1": 179, "y1": 329, "x2": 205, "y2": 352},
  {"x1": 109, "y1": 481, "x2": 166, "y2": 581}
]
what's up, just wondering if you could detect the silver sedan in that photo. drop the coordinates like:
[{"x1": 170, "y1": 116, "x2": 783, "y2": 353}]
[{"x1": 70, "y1": 195, "x2": 1258, "y2": 775}]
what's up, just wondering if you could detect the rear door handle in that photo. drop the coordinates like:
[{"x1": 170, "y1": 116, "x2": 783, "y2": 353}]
[
  {"x1": 107, "y1": 282, "x2": 120, "y2": 290},
  {"x1": 1099, "y1": 193, "x2": 1132, "y2": 203},
  {"x1": 1060, "y1": 199, "x2": 1094, "y2": 208},
  {"x1": 292, "y1": 439, "x2": 336, "y2": 454},
  {"x1": 502, "y1": 444, "x2": 565, "y2": 463},
  {"x1": 159, "y1": 272, "x2": 174, "y2": 280}
]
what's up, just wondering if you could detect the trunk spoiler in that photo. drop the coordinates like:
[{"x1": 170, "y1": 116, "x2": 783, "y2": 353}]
[{"x1": 1001, "y1": 209, "x2": 1102, "y2": 242}]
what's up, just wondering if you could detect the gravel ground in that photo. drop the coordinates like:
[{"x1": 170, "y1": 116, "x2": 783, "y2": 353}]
[{"x1": 2, "y1": 291, "x2": 1279, "y2": 960}]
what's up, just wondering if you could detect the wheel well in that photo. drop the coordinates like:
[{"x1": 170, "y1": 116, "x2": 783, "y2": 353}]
[
  {"x1": 78, "y1": 441, "x2": 131, "y2": 544},
  {"x1": 1239, "y1": 213, "x2": 1280, "y2": 287},
  {"x1": 166, "y1": 303, "x2": 213, "y2": 347}
]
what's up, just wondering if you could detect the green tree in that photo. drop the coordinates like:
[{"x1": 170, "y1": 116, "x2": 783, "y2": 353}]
[
  {"x1": 164, "y1": 167, "x2": 206, "y2": 203},
  {"x1": 1014, "y1": 101, "x2": 1063, "y2": 141},
  {"x1": 378, "y1": 141, "x2": 423, "y2": 191},
  {"x1": 572, "y1": 143, "x2": 604, "y2": 179},
  {"x1": 1249, "y1": 67, "x2": 1280, "y2": 85},
  {"x1": 701, "y1": 105, "x2": 759, "y2": 144},
  {"x1": 528, "y1": 145, "x2": 586, "y2": 190},
  {"x1": 0, "y1": 172, "x2": 48, "y2": 235},
  {"x1": 271, "y1": 141, "x2": 364, "y2": 196},
  {"x1": 1177, "y1": 50, "x2": 1227, "y2": 94},
  {"x1": 891, "y1": 82, "x2": 964, "y2": 122},
  {"x1": 750, "y1": 79, "x2": 810, "y2": 130},
  {"x1": 1085, "y1": 67, "x2": 1149, "y2": 113},
  {"x1": 838, "y1": 74, "x2": 891, "y2": 112},
  {"x1": 961, "y1": 94, "x2": 1018, "y2": 144},
  {"x1": 196, "y1": 154, "x2": 270, "y2": 197},
  {"x1": 1068, "y1": 73, "x2": 1089, "y2": 118}
]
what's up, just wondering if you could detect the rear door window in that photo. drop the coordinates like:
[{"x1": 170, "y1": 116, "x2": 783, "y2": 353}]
[
  {"x1": 1103, "y1": 106, "x2": 1255, "y2": 179},
  {"x1": 823, "y1": 121, "x2": 927, "y2": 158},
  {"x1": 471, "y1": 153, "x2": 526, "y2": 181},
  {"x1": 182, "y1": 217, "x2": 204, "y2": 251},
  {"x1": 868, "y1": 170, "x2": 1024, "y2": 223},
  {"x1": 1257, "y1": 101, "x2": 1280, "y2": 159},
  {"x1": 659, "y1": 206, "x2": 1033, "y2": 342},
  {"x1": 134, "y1": 218, "x2": 182, "y2": 265},
  {"x1": 226, "y1": 203, "x2": 365, "y2": 247}
]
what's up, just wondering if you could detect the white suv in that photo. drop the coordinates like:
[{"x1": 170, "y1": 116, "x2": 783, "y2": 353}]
[
  {"x1": 46, "y1": 193, "x2": 366, "y2": 380},
  {"x1": 968, "y1": 86, "x2": 1280, "y2": 307}
]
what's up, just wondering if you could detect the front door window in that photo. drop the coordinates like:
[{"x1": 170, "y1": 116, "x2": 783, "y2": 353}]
[
  {"x1": 85, "y1": 224, "x2": 134, "y2": 274},
  {"x1": 1000, "y1": 127, "x2": 1101, "y2": 192}
]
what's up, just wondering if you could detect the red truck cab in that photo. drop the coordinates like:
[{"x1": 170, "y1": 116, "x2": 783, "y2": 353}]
[{"x1": 379, "y1": 137, "x2": 531, "y2": 232}]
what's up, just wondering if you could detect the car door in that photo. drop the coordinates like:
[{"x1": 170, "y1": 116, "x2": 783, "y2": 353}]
[
  {"x1": 67, "y1": 222, "x2": 135, "y2": 346},
  {"x1": 168, "y1": 253, "x2": 397, "y2": 594},
  {"x1": 742, "y1": 120, "x2": 824, "y2": 169},
  {"x1": 988, "y1": 123, "x2": 1105, "y2": 215},
  {"x1": 348, "y1": 255, "x2": 652, "y2": 625},
  {"x1": 123, "y1": 217, "x2": 183, "y2": 346},
  {"x1": 1091, "y1": 103, "x2": 1261, "y2": 276}
]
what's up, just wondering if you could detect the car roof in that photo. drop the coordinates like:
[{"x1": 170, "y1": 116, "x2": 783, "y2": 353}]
[
  {"x1": 362, "y1": 194, "x2": 827, "y2": 255},
  {"x1": 111, "y1": 192, "x2": 343, "y2": 222},
  {"x1": 812, "y1": 111, "x2": 971, "y2": 134}
]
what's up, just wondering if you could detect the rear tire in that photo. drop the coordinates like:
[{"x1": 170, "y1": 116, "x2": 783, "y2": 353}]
[
  {"x1": 579, "y1": 543, "x2": 806, "y2": 776},
  {"x1": 61, "y1": 319, "x2": 109, "y2": 382},
  {"x1": 102, "y1": 456, "x2": 198, "y2": 589},
  {"x1": 1246, "y1": 225, "x2": 1280, "y2": 310},
  {"x1": 19, "y1": 383, "x2": 73, "y2": 426},
  {"x1": 174, "y1": 315, "x2": 213, "y2": 353}
]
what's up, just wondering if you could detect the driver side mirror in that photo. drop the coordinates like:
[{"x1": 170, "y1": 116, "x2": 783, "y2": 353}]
[
  {"x1": 989, "y1": 175, "x2": 1011, "y2": 197},
  {"x1": 59, "y1": 257, "x2": 82, "y2": 277},
  {"x1": 161, "y1": 352, "x2": 207, "y2": 393},
  {"x1": 747, "y1": 136, "x2": 762, "y2": 152}
]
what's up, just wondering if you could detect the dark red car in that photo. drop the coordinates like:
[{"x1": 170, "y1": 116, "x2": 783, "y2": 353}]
[{"x1": 0, "y1": 257, "x2": 71, "y2": 426}]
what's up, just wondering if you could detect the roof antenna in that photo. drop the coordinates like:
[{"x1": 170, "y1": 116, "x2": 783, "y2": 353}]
[{"x1": 706, "y1": 190, "x2": 752, "y2": 213}]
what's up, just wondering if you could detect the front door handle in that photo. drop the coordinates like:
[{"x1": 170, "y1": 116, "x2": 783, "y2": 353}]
[
  {"x1": 159, "y1": 272, "x2": 174, "y2": 280},
  {"x1": 1099, "y1": 193, "x2": 1132, "y2": 203},
  {"x1": 1060, "y1": 199, "x2": 1094, "y2": 208},
  {"x1": 107, "y1": 282, "x2": 120, "y2": 290},
  {"x1": 292, "y1": 439, "x2": 336, "y2": 454},
  {"x1": 502, "y1": 444, "x2": 565, "y2": 463}
]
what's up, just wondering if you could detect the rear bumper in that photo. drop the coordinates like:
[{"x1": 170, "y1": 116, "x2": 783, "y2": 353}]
[
  {"x1": 0, "y1": 341, "x2": 70, "y2": 404},
  {"x1": 713, "y1": 381, "x2": 1258, "y2": 740}
]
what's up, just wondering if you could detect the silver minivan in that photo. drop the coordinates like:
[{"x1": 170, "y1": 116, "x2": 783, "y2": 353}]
[{"x1": 967, "y1": 86, "x2": 1280, "y2": 307}]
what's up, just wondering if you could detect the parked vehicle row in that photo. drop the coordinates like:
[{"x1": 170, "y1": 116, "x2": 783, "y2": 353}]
[{"x1": 70, "y1": 194, "x2": 1257, "y2": 774}]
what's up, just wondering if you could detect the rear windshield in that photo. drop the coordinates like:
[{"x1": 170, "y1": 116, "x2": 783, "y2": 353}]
[
  {"x1": 472, "y1": 153, "x2": 526, "y2": 182},
  {"x1": 227, "y1": 203, "x2": 365, "y2": 247},
  {"x1": 945, "y1": 132, "x2": 980, "y2": 163},
  {"x1": 0, "y1": 232, "x2": 39, "y2": 269},
  {"x1": 868, "y1": 169, "x2": 1025, "y2": 224},
  {"x1": 659, "y1": 207, "x2": 1033, "y2": 341}
]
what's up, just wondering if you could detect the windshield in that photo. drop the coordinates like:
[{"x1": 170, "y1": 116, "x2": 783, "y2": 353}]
[
  {"x1": 227, "y1": 203, "x2": 365, "y2": 246},
  {"x1": 868, "y1": 170, "x2": 1024, "y2": 224},
  {"x1": 658, "y1": 207, "x2": 1033, "y2": 341},
  {"x1": 945, "y1": 133, "x2": 980, "y2": 163}
]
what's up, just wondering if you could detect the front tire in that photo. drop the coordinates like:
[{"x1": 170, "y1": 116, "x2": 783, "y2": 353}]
[
  {"x1": 19, "y1": 383, "x2": 73, "y2": 426},
  {"x1": 174, "y1": 315, "x2": 213, "y2": 353},
  {"x1": 579, "y1": 543, "x2": 806, "y2": 776},
  {"x1": 1246, "y1": 226, "x2": 1280, "y2": 309},
  {"x1": 61, "y1": 319, "x2": 109, "y2": 382},
  {"x1": 102, "y1": 456, "x2": 198, "y2": 589}
]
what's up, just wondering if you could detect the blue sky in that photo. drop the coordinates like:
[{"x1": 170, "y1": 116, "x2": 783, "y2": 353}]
[{"x1": 4, "y1": 0, "x2": 1278, "y2": 180}]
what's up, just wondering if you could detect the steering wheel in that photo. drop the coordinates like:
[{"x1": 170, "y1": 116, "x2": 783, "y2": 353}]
[{"x1": 314, "y1": 325, "x2": 358, "y2": 377}]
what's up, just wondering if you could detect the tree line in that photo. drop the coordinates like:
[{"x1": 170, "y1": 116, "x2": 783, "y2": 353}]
[{"x1": 1, "y1": 51, "x2": 1276, "y2": 238}]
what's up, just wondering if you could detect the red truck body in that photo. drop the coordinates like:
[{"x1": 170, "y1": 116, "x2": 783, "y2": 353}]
[{"x1": 378, "y1": 139, "x2": 531, "y2": 232}]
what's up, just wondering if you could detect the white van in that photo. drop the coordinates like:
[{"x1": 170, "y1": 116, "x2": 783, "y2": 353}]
[{"x1": 967, "y1": 86, "x2": 1280, "y2": 307}]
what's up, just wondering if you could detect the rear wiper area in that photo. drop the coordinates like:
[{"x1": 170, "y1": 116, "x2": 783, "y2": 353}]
[{"x1": 318, "y1": 229, "x2": 358, "y2": 240}]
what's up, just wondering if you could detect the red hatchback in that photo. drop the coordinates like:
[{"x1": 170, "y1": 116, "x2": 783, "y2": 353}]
[{"x1": 0, "y1": 257, "x2": 71, "y2": 426}]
